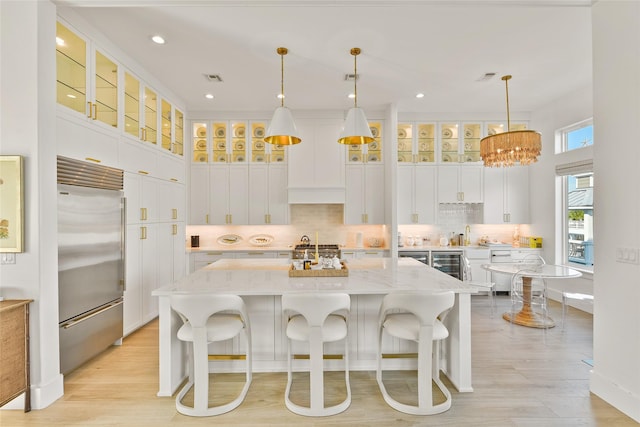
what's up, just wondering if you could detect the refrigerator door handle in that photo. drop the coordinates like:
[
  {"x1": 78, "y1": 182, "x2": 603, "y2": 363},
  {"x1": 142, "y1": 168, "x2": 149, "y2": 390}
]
[
  {"x1": 121, "y1": 197, "x2": 126, "y2": 292},
  {"x1": 61, "y1": 298, "x2": 124, "y2": 330}
]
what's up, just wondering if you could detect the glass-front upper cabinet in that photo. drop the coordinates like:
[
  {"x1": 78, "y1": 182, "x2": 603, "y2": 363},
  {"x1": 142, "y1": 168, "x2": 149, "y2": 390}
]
[
  {"x1": 143, "y1": 87, "x2": 158, "y2": 145},
  {"x1": 56, "y1": 21, "x2": 118, "y2": 129},
  {"x1": 439, "y1": 122, "x2": 484, "y2": 163},
  {"x1": 124, "y1": 72, "x2": 140, "y2": 139},
  {"x1": 249, "y1": 121, "x2": 286, "y2": 163},
  {"x1": 347, "y1": 121, "x2": 383, "y2": 163},
  {"x1": 193, "y1": 122, "x2": 208, "y2": 163},
  {"x1": 161, "y1": 100, "x2": 172, "y2": 152},
  {"x1": 174, "y1": 109, "x2": 184, "y2": 156},
  {"x1": 486, "y1": 121, "x2": 528, "y2": 137},
  {"x1": 397, "y1": 122, "x2": 435, "y2": 163}
]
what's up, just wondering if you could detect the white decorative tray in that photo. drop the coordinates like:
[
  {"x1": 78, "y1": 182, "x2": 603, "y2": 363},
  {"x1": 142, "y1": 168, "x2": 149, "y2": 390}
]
[
  {"x1": 217, "y1": 234, "x2": 242, "y2": 245},
  {"x1": 249, "y1": 234, "x2": 274, "y2": 247}
]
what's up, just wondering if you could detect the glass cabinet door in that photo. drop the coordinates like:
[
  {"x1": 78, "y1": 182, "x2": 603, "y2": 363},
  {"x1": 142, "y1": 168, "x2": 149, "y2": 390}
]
[
  {"x1": 462, "y1": 123, "x2": 482, "y2": 163},
  {"x1": 174, "y1": 109, "x2": 184, "y2": 156},
  {"x1": 397, "y1": 123, "x2": 413, "y2": 163},
  {"x1": 56, "y1": 21, "x2": 87, "y2": 114},
  {"x1": 440, "y1": 123, "x2": 459, "y2": 163},
  {"x1": 347, "y1": 122, "x2": 382, "y2": 163},
  {"x1": 230, "y1": 121, "x2": 247, "y2": 163},
  {"x1": 124, "y1": 72, "x2": 140, "y2": 139},
  {"x1": 161, "y1": 99, "x2": 172, "y2": 151},
  {"x1": 416, "y1": 123, "x2": 435, "y2": 163},
  {"x1": 94, "y1": 50, "x2": 117, "y2": 127},
  {"x1": 367, "y1": 122, "x2": 382, "y2": 162},
  {"x1": 193, "y1": 122, "x2": 208, "y2": 163},
  {"x1": 144, "y1": 87, "x2": 157, "y2": 144},
  {"x1": 251, "y1": 122, "x2": 267, "y2": 162},
  {"x1": 212, "y1": 122, "x2": 227, "y2": 163}
]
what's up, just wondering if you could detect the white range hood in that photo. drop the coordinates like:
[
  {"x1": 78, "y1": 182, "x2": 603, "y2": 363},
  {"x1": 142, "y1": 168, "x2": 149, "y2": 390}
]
[{"x1": 288, "y1": 187, "x2": 345, "y2": 204}]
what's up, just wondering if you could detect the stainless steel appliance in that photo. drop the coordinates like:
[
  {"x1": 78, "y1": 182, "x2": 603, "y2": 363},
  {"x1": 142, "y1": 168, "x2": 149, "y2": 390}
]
[
  {"x1": 431, "y1": 251, "x2": 464, "y2": 279},
  {"x1": 292, "y1": 244, "x2": 340, "y2": 260},
  {"x1": 57, "y1": 156, "x2": 125, "y2": 375},
  {"x1": 398, "y1": 250, "x2": 429, "y2": 265}
]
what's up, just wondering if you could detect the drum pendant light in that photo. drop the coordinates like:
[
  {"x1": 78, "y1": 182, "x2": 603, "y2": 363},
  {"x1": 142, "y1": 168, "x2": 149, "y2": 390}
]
[
  {"x1": 480, "y1": 75, "x2": 542, "y2": 167},
  {"x1": 264, "y1": 47, "x2": 301, "y2": 146},
  {"x1": 338, "y1": 48, "x2": 374, "y2": 145}
]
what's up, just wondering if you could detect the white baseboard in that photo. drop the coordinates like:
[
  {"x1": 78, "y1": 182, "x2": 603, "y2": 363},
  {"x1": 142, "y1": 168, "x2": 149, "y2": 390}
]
[
  {"x1": 0, "y1": 373, "x2": 64, "y2": 411},
  {"x1": 590, "y1": 369, "x2": 640, "y2": 423}
]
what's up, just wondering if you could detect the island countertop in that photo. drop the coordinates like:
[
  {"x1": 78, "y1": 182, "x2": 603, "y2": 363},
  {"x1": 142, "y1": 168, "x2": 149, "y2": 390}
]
[
  {"x1": 154, "y1": 257, "x2": 475, "y2": 296},
  {"x1": 152, "y1": 257, "x2": 475, "y2": 397}
]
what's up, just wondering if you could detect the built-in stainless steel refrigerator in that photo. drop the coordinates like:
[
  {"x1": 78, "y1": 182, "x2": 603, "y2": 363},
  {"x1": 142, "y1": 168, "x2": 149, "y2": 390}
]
[{"x1": 57, "y1": 156, "x2": 125, "y2": 375}]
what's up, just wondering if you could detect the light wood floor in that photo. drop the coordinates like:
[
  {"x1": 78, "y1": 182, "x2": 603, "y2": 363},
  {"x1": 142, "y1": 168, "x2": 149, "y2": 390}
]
[{"x1": 2, "y1": 296, "x2": 638, "y2": 426}]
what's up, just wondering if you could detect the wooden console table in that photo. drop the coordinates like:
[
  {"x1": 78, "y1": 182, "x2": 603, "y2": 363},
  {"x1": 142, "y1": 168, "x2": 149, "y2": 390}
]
[{"x1": 1, "y1": 299, "x2": 33, "y2": 412}]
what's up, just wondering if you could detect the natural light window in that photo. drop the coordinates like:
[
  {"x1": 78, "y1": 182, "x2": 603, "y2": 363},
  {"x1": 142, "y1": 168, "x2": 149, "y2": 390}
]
[
  {"x1": 556, "y1": 122, "x2": 594, "y2": 270},
  {"x1": 561, "y1": 119, "x2": 593, "y2": 152}
]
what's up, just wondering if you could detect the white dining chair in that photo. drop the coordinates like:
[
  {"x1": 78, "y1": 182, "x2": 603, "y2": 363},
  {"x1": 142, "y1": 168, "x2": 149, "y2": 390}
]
[
  {"x1": 462, "y1": 255, "x2": 496, "y2": 316},
  {"x1": 170, "y1": 294, "x2": 252, "y2": 417},
  {"x1": 376, "y1": 291, "x2": 455, "y2": 415},
  {"x1": 281, "y1": 292, "x2": 351, "y2": 417}
]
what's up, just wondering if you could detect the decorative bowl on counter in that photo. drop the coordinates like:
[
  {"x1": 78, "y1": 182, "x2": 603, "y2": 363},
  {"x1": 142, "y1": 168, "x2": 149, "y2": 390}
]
[
  {"x1": 249, "y1": 234, "x2": 274, "y2": 247},
  {"x1": 368, "y1": 237, "x2": 383, "y2": 248},
  {"x1": 217, "y1": 234, "x2": 242, "y2": 245}
]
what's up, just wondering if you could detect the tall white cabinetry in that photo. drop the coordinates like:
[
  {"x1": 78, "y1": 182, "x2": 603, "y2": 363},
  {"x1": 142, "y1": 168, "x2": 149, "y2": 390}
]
[
  {"x1": 397, "y1": 165, "x2": 436, "y2": 224},
  {"x1": 483, "y1": 167, "x2": 530, "y2": 224},
  {"x1": 345, "y1": 164, "x2": 385, "y2": 224},
  {"x1": 437, "y1": 165, "x2": 483, "y2": 203},
  {"x1": 248, "y1": 163, "x2": 288, "y2": 225}
]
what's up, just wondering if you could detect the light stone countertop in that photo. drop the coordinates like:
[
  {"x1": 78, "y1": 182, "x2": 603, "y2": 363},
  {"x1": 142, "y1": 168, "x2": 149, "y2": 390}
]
[{"x1": 154, "y1": 257, "x2": 475, "y2": 296}]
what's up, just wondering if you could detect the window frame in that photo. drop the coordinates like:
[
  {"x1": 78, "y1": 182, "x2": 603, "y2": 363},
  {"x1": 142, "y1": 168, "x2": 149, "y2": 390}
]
[{"x1": 555, "y1": 120, "x2": 594, "y2": 273}]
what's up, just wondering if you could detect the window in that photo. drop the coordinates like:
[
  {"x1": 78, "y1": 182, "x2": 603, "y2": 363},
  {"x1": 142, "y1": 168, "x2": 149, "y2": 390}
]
[
  {"x1": 560, "y1": 119, "x2": 593, "y2": 152},
  {"x1": 556, "y1": 122, "x2": 594, "y2": 270}
]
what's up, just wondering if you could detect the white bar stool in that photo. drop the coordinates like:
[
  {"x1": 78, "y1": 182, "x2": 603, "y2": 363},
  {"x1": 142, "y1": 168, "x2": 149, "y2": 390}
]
[
  {"x1": 281, "y1": 292, "x2": 351, "y2": 417},
  {"x1": 170, "y1": 294, "x2": 252, "y2": 417},
  {"x1": 376, "y1": 291, "x2": 455, "y2": 415}
]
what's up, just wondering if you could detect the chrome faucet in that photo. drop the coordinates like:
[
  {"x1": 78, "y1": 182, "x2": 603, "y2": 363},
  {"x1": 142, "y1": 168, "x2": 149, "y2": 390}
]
[{"x1": 464, "y1": 225, "x2": 471, "y2": 246}]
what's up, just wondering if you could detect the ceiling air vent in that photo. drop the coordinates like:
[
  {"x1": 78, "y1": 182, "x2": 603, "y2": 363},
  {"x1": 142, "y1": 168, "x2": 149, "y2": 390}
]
[
  {"x1": 476, "y1": 73, "x2": 496, "y2": 82},
  {"x1": 204, "y1": 74, "x2": 223, "y2": 82},
  {"x1": 344, "y1": 73, "x2": 359, "y2": 81}
]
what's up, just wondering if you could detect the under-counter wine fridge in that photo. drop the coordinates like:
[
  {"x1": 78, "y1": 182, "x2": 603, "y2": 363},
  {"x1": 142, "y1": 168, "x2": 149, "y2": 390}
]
[{"x1": 431, "y1": 251, "x2": 463, "y2": 280}]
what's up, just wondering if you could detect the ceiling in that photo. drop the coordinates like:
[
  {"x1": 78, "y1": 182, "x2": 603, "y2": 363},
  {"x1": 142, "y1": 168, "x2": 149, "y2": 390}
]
[{"x1": 54, "y1": 1, "x2": 594, "y2": 116}]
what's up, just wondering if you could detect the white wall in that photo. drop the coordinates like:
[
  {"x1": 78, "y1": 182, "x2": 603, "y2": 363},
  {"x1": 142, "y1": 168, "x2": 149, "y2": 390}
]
[
  {"x1": 589, "y1": 1, "x2": 640, "y2": 422},
  {"x1": 0, "y1": 0, "x2": 64, "y2": 408}
]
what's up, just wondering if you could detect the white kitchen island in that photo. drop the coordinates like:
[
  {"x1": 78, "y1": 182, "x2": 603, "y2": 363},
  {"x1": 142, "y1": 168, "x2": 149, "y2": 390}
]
[{"x1": 152, "y1": 257, "x2": 475, "y2": 397}]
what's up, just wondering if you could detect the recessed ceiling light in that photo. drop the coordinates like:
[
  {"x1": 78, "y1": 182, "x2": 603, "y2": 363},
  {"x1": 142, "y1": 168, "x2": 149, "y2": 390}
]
[
  {"x1": 347, "y1": 93, "x2": 356, "y2": 99},
  {"x1": 205, "y1": 93, "x2": 214, "y2": 99},
  {"x1": 277, "y1": 93, "x2": 285, "y2": 99},
  {"x1": 416, "y1": 93, "x2": 425, "y2": 98},
  {"x1": 151, "y1": 35, "x2": 165, "y2": 45}
]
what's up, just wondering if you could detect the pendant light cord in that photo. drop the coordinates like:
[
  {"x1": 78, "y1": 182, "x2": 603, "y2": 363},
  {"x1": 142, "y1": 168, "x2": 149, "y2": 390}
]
[
  {"x1": 353, "y1": 52, "x2": 358, "y2": 108},
  {"x1": 280, "y1": 51, "x2": 285, "y2": 108},
  {"x1": 503, "y1": 75, "x2": 512, "y2": 131}
]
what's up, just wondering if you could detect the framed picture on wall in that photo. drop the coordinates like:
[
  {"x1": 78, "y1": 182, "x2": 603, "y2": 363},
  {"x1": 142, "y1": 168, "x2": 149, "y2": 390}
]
[{"x1": 0, "y1": 156, "x2": 24, "y2": 252}]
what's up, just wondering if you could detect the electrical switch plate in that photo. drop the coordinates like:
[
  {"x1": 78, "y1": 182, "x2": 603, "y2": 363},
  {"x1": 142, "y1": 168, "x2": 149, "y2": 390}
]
[
  {"x1": 616, "y1": 247, "x2": 640, "y2": 264},
  {"x1": 0, "y1": 253, "x2": 16, "y2": 264}
]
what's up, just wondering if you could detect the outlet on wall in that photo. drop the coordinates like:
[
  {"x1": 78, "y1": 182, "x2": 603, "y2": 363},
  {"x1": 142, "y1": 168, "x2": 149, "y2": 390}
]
[
  {"x1": 615, "y1": 247, "x2": 639, "y2": 264},
  {"x1": 0, "y1": 253, "x2": 16, "y2": 264}
]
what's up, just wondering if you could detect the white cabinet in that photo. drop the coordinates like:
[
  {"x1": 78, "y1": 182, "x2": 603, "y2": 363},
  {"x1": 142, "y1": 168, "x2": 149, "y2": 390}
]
[
  {"x1": 483, "y1": 167, "x2": 530, "y2": 224},
  {"x1": 123, "y1": 171, "x2": 185, "y2": 335},
  {"x1": 345, "y1": 164, "x2": 385, "y2": 224},
  {"x1": 248, "y1": 163, "x2": 288, "y2": 225},
  {"x1": 189, "y1": 164, "x2": 249, "y2": 225},
  {"x1": 288, "y1": 118, "x2": 345, "y2": 203},
  {"x1": 211, "y1": 165, "x2": 248, "y2": 224},
  {"x1": 463, "y1": 248, "x2": 490, "y2": 282},
  {"x1": 341, "y1": 249, "x2": 387, "y2": 259},
  {"x1": 56, "y1": 115, "x2": 119, "y2": 168},
  {"x1": 397, "y1": 165, "x2": 436, "y2": 224},
  {"x1": 437, "y1": 165, "x2": 483, "y2": 203}
]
